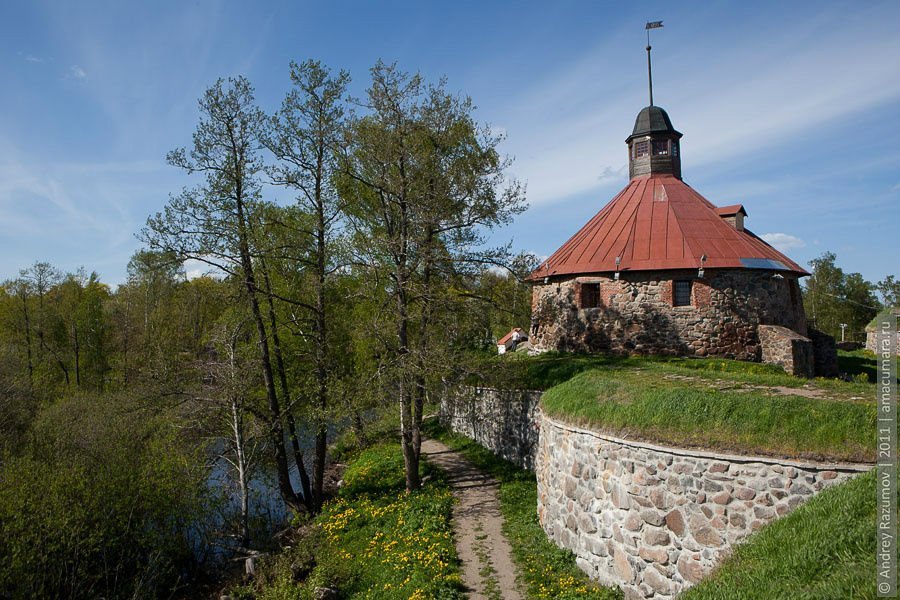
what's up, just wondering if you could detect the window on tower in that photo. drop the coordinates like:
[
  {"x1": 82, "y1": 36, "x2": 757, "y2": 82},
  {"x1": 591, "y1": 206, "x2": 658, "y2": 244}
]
[
  {"x1": 671, "y1": 142, "x2": 679, "y2": 157},
  {"x1": 673, "y1": 280, "x2": 692, "y2": 307},
  {"x1": 634, "y1": 140, "x2": 650, "y2": 158},
  {"x1": 580, "y1": 283, "x2": 601, "y2": 309},
  {"x1": 652, "y1": 140, "x2": 669, "y2": 155}
]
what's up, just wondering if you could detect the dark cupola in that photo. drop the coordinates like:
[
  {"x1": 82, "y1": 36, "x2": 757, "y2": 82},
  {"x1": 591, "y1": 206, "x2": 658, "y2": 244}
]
[
  {"x1": 626, "y1": 105, "x2": 683, "y2": 179},
  {"x1": 626, "y1": 20, "x2": 682, "y2": 180}
]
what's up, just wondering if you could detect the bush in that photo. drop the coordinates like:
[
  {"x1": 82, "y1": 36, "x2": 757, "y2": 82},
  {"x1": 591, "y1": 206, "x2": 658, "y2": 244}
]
[{"x1": 0, "y1": 393, "x2": 208, "y2": 599}]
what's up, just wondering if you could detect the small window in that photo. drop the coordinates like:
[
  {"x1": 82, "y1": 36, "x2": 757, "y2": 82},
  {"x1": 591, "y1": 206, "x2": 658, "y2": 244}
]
[
  {"x1": 634, "y1": 140, "x2": 650, "y2": 158},
  {"x1": 671, "y1": 142, "x2": 679, "y2": 157},
  {"x1": 581, "y1": 283, "x2": 601, "y2": 309},
  {"x1": 652, "y1": 140, "x2": 669, "y2": 156},
  {"x1": 673, "y1": 280, "x2": 692, "y2": 307}
]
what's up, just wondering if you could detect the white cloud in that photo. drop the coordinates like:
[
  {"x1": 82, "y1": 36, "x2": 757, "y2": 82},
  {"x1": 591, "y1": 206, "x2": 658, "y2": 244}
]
[
  {"x1": 182, "y1": 258, "x2": 226, "y2": 280},
  {"x1": 890, "y1": 183, "x2": 900, "y2": 192},
  {"x1": 490, "y1": 8, "x2": 900, "y2": 208},
  {"x1": 24, "y1": 55, "x2": 45, "y2": 64},
  {"x1": 760, "y1": 233, "x2": 806, "y2": 252},
  {"x1": 69, "y1": 65, "x2": 87, "y2": 79}
]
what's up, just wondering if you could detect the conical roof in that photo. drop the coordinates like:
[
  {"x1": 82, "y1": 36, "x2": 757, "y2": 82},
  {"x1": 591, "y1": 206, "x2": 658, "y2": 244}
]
[{"x1": 528, "y1": 174, "x2": 808, "y2": 280}]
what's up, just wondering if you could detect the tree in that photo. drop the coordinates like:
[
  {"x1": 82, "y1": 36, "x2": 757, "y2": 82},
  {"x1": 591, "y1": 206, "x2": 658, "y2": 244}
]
[
  {"x1": 264, "y1": 59, "x2": 350, "y2": 509},
  {"x1": 338, "y1": 62, "x2": 525, "y2": 490},
  {"x1": 803, "y1": 252, "x2": 879, "y2": 340},
  {"x1": 142, "y1": 77, "x2": 306, "y2": 513},
  {"x1": 876, "y1": 275, "x2": 900, "y2": 308}
]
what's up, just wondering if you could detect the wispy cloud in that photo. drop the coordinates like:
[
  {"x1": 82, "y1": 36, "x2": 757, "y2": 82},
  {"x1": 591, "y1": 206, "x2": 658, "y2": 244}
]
[
  {"x1": 493, "y1": 8, "x2": 900, "y2": 207},
  {"x1": 761, "y1": 233, "x2": 806, "y2": 252},
  {"x1": 69, "y1": 65, "x2": 87, "y2": 79},
  {"x1": 24, "y1": 54, "x2": 45, "y2": 64}
]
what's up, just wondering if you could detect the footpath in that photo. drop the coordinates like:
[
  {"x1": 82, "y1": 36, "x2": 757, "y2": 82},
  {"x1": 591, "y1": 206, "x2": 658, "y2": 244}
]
[{"x1": 421, "y1": 439, "x2": 523, "y2": 600}]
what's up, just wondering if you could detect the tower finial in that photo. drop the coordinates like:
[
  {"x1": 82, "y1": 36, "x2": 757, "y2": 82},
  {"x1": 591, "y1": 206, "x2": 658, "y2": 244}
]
[{"x1": 645, "y1": 21, "x2": 663, "y2": 106}]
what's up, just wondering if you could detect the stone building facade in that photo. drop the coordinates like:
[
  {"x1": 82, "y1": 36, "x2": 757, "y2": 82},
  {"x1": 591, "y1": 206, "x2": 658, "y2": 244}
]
[{"x1": 531, "y1": 270, "x2": 806, "y2": 361}]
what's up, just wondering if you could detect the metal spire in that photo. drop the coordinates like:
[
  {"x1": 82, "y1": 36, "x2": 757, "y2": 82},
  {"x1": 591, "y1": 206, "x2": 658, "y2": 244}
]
[{"x1": 645, "y1": 21, "x2": 663, "y2": 106}]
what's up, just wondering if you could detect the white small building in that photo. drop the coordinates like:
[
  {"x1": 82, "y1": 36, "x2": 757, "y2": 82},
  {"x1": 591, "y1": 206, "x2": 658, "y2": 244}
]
[{"x1": 497, "y1": 328, "x2": 526, "y2": 354}]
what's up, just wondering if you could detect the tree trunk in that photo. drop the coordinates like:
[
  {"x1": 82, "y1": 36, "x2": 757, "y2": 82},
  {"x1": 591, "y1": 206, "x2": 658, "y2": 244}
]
[
  {"x1": 260, "y1": 260, "x2": 314, "y2": 511},
  {"x1": 233, "y1": 176, "x2": 304, "y2": 514},
  {"x1": 20, "y1": 291, "x2": 34, "y2": 391},
  {"x1": 312, "y1": 157, "x2": 328, "y2": 510}
]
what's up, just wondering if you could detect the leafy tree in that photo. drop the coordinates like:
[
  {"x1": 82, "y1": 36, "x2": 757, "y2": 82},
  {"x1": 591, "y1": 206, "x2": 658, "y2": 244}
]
[
  {"x1": 803, "y1": 252, "x2": 879, "y2": 340},
  {"x1": 142, "y1": 77, "x2": 306, "y2": 513},
  {"x1": 338, "y1": 62, "x2": 525, "y2": 490},
  {"x1": 264, "y1": 59, "x2": 350, "y2": 508},
  {"x1": 876, "y1": 275, "x2": 900, "y2": 308}
]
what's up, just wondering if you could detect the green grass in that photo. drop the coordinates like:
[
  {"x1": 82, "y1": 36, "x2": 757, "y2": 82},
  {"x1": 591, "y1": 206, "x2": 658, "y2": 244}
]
[
  {"x1": 229, "y1": 443, "x2": 463, "y2": 600},
  {"x1": 540, "y1": 368, "x2": 876, "y2": 462},
  {"x1": 424, "y1": 420, "x2": 621, "y2": 600},
  {"x1": 682, "y1": 470, "x2": 881, "y2": 600},
  {"x1": 472, "y1": 351, "x2": 877, "y2": 396}
]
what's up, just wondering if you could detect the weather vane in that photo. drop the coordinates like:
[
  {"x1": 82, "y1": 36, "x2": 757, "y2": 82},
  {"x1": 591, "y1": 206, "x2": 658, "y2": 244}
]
[{"x1": 645, "y1": 20, "x2": 663, "y2": 106}]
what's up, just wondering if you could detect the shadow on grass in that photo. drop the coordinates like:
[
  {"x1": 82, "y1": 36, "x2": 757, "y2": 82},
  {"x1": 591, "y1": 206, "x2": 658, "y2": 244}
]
[{"x1": 837, "y1": 350, "x2": 877, "y2": 383}]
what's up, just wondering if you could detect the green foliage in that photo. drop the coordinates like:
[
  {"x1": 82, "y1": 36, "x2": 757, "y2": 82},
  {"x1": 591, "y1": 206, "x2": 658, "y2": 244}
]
[
  {"x1": 803, "y1": 251, "x2": 881, "y2": 340},
  {"x1": 425, "y1": 422, "x2": 619, "y2": 600},
  {"x1": 682, "y1": 470, "x2": 882, "y2": 599},
  {"x1": 540, "y1": 368, "x2": 876, "y2": 462},
  {"x1": 0, "y1": 393, "x2": 208, "y2": 599}
]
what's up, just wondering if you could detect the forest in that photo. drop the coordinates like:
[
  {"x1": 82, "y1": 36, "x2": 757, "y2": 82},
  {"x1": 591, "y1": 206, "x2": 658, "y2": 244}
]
[
  {"x1": 0, "y1": 58, "x2": 894, "y2": 599},
  {"x1": 0, "y1": 60, "x2": 533, "y2": 599}
]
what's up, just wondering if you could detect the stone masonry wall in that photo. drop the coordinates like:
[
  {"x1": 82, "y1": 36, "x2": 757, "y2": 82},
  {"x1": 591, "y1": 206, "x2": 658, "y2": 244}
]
[
  {"x1": 439, "y1": 386, "x2": 542, "y2": 470},
  {"x1": 530, "y1": 269, "x2": 807, "y2": 362},
  {"x1": 536, "y1": 415, "x2": 870, "y2": 600},
  {"x1": 758, "y1": 324, "x2": 814, "y2": 377}
]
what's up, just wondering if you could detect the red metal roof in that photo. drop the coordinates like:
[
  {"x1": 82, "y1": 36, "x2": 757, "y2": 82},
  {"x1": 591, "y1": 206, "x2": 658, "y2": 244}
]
[{"x1": 528, "y1": 174, "x2": 808, "y2": 280}]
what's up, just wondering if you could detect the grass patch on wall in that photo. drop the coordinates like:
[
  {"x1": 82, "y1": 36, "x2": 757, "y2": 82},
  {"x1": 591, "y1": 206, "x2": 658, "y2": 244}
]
[
  {"x1": 681, "y1": 469, "x2": 879, "y2": 600},
  {"x1": 229, "y1": 443, "x2": 463, "y2": 600},
  {"x1": 423, "y1": 420, "x2": 621, "y2": 600},
  {"x1": 470, "y1": 351, "x2": 875, "y2": 397},
  {"x1": 540, "y1": 368, "x2": 875, "y2": 462}
]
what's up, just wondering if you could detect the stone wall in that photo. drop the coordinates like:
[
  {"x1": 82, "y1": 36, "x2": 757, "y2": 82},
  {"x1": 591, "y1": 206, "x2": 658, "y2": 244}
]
[
  {"x1": 530, "y1": 269, "x2": 807, "y2": 362},
  {"x1": 809, "y1": 328, "x2": 839, "y2": 377},
  {"x1": 536, "y1": 415, "x2": 870, "y2": 600},
  {"x1": 758, "y1": 325, "x2": 814, "y2": 377},
  {"x1": 439, "y1": 386, "x2": 542, "y2": 470}
]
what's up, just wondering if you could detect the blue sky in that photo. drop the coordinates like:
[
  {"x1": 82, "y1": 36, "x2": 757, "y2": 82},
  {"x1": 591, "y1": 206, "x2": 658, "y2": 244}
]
[{"x1": 1, "y1": 0, "x2": 898, "y2": 286}]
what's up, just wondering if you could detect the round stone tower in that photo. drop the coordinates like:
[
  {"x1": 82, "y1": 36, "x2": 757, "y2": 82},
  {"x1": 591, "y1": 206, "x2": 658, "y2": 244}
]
[{"x1": 527, "y1": 102, "x2": 811, "y2": 367}]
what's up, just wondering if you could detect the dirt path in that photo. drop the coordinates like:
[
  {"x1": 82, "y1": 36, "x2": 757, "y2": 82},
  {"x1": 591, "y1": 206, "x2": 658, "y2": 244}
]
[{"x1": 421, "y1": 439, "x2": 523, "y2": 600}]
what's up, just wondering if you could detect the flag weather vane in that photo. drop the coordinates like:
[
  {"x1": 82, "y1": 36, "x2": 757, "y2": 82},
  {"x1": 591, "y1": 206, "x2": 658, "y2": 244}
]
[{"x1": 645, "y1": 20, "x2": 663, "y2": 106}]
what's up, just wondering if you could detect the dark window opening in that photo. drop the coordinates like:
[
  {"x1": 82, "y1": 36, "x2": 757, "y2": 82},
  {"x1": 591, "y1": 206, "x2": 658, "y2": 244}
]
[
  {"x1": 634, "y1": 140, "x2": 650, "y2": 158},
  {"x1": 671, "y1": 142, "x2": 679, "y2": 157},
  {"x1": 673, "y1": 280, "x2": 692, "y2": 307},
  {"x1": 652, "y1": 140, "x2": 669, "y2": 156},
  {"x1": 581, "y1": 283, "x2": 601, "y2": 309}
]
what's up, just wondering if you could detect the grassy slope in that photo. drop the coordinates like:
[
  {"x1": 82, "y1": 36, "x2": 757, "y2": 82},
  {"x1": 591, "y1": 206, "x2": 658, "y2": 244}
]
[
  {"x1": 682, "y1": 470, "x2": 879, "y2": 600},
  {"x1": 424, "y1": 420, "x2": 621, "y2": 600},
  {"x1": 230, "y1": 443, "x2": 463, "y2": 600},
  {"x1": 473, "y1": 352, "x2": 876, "y2": 462},
  {"x1": 540, "y1": 368, "x2": 875, "y2": 462}
]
